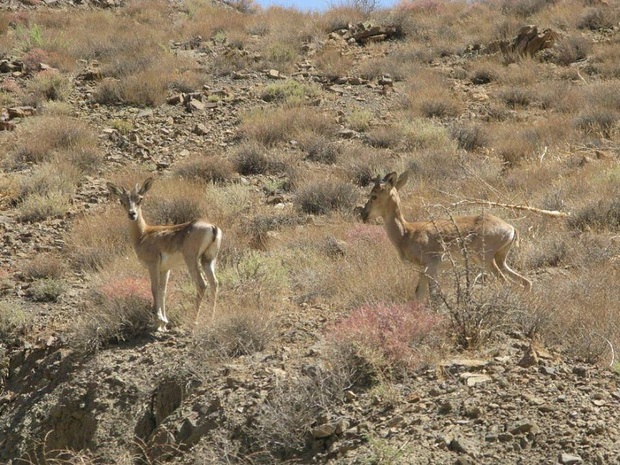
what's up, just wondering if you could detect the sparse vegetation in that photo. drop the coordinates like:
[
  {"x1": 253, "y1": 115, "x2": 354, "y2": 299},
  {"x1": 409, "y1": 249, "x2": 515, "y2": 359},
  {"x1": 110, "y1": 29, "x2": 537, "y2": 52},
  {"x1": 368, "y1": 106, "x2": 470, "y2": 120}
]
[{"x1": 295, "y1": 179, "x2": 359, "y2": 215}]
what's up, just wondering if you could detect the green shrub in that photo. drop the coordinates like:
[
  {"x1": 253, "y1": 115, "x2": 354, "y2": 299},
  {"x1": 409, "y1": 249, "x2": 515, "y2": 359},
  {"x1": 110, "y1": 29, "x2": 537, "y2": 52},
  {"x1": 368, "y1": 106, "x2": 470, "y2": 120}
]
[
  {"x1": 260, "y1": 80, "x2": 319, "y2": 105},
  {"x1": 28, "y1": 278, "x2": 65, "y2": 302}
]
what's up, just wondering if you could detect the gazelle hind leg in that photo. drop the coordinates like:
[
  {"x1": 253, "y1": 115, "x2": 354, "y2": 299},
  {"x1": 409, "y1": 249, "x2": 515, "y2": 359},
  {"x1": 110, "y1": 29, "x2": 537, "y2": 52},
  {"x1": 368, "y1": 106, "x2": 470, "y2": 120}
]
[
  {"x1": 186, "y1": 256, "x2": 208, "y2": 325},
  {"x1": 484, "y1": 256, "x2": 509, "y2": 283},
  {"x1": 202, "y1": 256, "x2": 219, "y2": 320},
  {"x1": 494, "y1": 244, "x2": 532, "y2": 290}
]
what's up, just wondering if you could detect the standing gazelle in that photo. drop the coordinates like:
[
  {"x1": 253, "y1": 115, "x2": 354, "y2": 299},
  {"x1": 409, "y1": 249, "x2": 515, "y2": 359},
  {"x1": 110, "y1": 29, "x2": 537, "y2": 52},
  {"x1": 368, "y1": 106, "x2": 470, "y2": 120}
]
[
  {"x1": 107, "y1": 178, "x2": 222, "y2": 332},
  {"x1": 360, "y1": 172, "x2": 531, "y2": 300}
]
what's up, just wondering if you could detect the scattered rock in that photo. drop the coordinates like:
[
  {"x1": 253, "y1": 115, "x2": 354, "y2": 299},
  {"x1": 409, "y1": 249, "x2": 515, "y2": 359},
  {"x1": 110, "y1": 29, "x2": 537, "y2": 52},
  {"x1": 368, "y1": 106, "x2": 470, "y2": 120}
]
[{"x1": 559, "y1": 452, "x2": 583, "y2": 464}]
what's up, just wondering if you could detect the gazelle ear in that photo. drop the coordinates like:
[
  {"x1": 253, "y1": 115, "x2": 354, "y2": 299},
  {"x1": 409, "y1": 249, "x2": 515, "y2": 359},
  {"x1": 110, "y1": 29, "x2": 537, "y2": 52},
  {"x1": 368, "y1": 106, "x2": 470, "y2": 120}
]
[
  {"x1": 395, "y1": 171, "x2": 409, "y2": 191},
  {"x1": 107, "y1": 182, "x2": 124, "y2": 197},
  {"x1": 139, "y1": 177, "x2": 154, "y2": 195},
  {"x1": 383, "y1": 172, "x2": 399, "y2": 187}
]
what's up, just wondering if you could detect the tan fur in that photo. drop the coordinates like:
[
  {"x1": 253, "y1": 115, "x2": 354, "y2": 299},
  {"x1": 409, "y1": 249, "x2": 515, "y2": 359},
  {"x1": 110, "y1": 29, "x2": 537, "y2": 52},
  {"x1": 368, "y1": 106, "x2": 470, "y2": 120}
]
[
  {"x1": 361, "y1": 172, "x2": 531, "y2": 300},
  {"x1": 107, "y1": 178, "x2": 221, "y2": 331}
]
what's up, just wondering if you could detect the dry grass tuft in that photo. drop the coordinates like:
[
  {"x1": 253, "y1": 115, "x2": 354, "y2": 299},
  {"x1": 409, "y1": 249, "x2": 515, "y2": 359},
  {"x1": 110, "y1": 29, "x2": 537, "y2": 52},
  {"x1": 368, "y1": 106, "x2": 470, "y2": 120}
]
[
  {"x1": 12, "y1": 116, "x2": 97, "y2": 166},
  {"x1": 234, "y1": 142, "x2": 285, "y2": 176},
  {"x1": 0, "y1": 300, "x2": 32, "y2": 345},
  {"x1": 66, "y1": 208, "x2": 130, "y2": 271},
  {"x1": 174, "y1": 156, "x2": 235, "y2": 185},
  {"x1": 239, "y1": 106, "x2": 337, "y2": 147},
  {"x1": 295, "y1": 178, "x2": 359, "y2": 216},
  {"x1": 22, "y1": 252, "x2": 67, "y2": 280},
  {"x1": 193, "y1": 306, "x2": 275, "y2": 359}
]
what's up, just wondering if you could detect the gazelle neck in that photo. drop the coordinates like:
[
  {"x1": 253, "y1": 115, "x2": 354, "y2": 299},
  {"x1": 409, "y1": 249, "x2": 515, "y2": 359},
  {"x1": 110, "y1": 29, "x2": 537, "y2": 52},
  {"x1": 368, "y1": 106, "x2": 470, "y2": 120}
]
[
  {"x1": 129, "y1": 209, "x2": 147, "y2": 245},
  {"x1": 382, "y1": 190, "x2": 407, "y2": 244}
]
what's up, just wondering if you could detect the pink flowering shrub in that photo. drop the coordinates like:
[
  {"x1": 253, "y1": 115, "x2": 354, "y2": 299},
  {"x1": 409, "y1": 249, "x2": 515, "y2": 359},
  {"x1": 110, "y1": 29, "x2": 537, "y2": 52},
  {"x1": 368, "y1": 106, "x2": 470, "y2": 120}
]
[
  {"x1": 327, "y1": 301, "x2": 446, "y2": 383},
  {"x1": 345, "y1": 223, "x2": 388, "y2": 244},
  {"x1": 98, "y1": 276, "x2": 152, "y2": 304},
  {"x1": 71, "y1": 276, "x2": 156, "y2": 351}
]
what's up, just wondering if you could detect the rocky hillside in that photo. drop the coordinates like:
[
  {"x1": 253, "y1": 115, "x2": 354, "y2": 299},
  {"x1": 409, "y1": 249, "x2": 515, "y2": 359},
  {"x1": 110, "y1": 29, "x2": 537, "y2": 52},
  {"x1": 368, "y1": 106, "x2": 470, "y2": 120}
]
[{"x1": 1, "y1": 0, "x2": 620, "y2": 464}]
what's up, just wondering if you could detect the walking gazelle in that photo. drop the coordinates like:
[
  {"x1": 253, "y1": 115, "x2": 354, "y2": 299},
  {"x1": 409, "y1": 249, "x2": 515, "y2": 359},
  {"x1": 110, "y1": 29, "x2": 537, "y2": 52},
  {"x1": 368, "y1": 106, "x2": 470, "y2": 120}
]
[
  {"x1": 107, "y1": 178, "x2": 221, "y2": 331},
  {"x1": 360, "y1": 171, "x2": 532, "y2": 300}
]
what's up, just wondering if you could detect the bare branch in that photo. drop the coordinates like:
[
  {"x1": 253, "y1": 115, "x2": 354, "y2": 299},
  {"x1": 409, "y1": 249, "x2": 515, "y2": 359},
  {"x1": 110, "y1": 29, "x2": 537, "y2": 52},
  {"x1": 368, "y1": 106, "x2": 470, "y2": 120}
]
[{"x1": 451, "y1": 199, "x2": 570, "y2": 218}]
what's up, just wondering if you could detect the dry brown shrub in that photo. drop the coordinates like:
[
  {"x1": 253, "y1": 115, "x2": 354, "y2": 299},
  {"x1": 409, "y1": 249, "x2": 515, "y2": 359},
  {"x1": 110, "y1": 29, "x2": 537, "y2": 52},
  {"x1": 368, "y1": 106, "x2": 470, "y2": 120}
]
[
  {"x1": 499, "y1": 0, "x2": 548, "y2": 18},
  {"x1": 399, "y1": 69, "x2": 461, "y2": 118},
  {"x1": 174, "y1": 155, "x2": 235, "y2": 185},
  {"x1": 314, "y1": 46, "x2": 355, "y2": 81},
  {"x1": 495, "y1": 59, "x2": 539, "y2": 86},
  {"x1": 588, "y1": 38, "x2": 620, "y2": 78},
  {"x1": 469, "y1": 58, "x2": 502, "y2": 85},
  {"x1": 67, "y1": 207, "x2": 131, "y2": 271},
  {"x1": 358, "y1": 47, "x2": 418, "y2": 81},
  {"x1": 17, "y1": 192, "x2": 71, "y2": 223},
  {"x1": 70, "y1": 269, "x2": 154, "y2": 352},
  {"x1": 116, "y1": 66, "x2": 171, "y2": 107},
  {"x1": 318, "y1": 6, "x2": 366, "y2": 32},
  {"x1": 12, "y1": 116, "x2": 97, "y2": 166},
  {"x1": 0, "y1": 300, "x2": 32, "y2": 346},
  {"x1": 34, "y1": 7, "x2": 173, "y2": 79},
  {"x1": 246, "y1": 364, "x2": 349, "y2": 460},
  {"x1": 243, "y1": 212, "x2": 305, "y2": 249},
  {"x1": 121, "y1": 0, "x2": 172, "y2": 25},
  {"x1": 340, "y1": 143, "x2": 393, "y2": 187},
  {"x1": 294, "y1": 176, "x2": 359, "y2": 216},
  {"x1": 141, "y1": 179, "x2": 209, "y2": 225},
  {"x1": 178, "y1": 2, "x2": 247, "y2": 43},
  {"x1": 405, "y1": 149, "x2": 466, "y2": 190},
  {"x1": 22, "y1": 252, "x2": 67, "y2": 280},
  {"x1": 365, "y1": 125, "x2": 402, "y2": 149},
  {"x1": 300, "y1": 134, "x2": 341, "y2": 164},
  {"x1": 94, "y1": 54, "x2": 186, "y2": 107},
  {"x1": 490, "y1": 118, "x2": 572, "y2": 167},
  {"x1": 577, "y1": 7, "x2": 617, "y2": 30},
  {"x1": 193, "y1": 304, "x2": 275, "y2": 359},
  {"x1": 23, "y1": 70, "x2": 71, "y2": 106},
  {"x1": 537, "y1": 265, "x2": 620, "y2": 363},
  {"x1": 450, "y1": 124, "x2": 488, "y2": 152},
  {"x1": 234, "y1": 142, "x2": 287, "y2": 175},
  {"x1": 18, "y1": 161, "x2": 78, "y2": 201},
  {"x1": 499, "y1": 87, "x2": 534, "y2": 108},
  {"x1": 280, "y1": 220, "x2": 417, "y2": 309},
  {"x1": 239, "y1": 106, "x2": 337, "y2": 148},
  {"x1": 550, "y1": 34, "x2": 591, "y2": 66}
]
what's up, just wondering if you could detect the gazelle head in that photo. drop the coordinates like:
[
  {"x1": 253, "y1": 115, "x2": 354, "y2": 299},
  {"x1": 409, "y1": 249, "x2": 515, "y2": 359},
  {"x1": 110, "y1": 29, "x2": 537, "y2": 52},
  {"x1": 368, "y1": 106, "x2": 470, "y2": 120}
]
[
  {"x1": 107, "y1": 177, "x2": 154, "y2": 221},
  {"x1": 360, "y1": 171, "x2": 409, "y2": 223}
]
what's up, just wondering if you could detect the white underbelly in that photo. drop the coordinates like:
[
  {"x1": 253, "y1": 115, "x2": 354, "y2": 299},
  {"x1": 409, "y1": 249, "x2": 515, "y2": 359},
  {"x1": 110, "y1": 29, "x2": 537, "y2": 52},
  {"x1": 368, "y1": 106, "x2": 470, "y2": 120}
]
[{"x1": 160, "y1": 252, "x2": 185, "y2": 271}]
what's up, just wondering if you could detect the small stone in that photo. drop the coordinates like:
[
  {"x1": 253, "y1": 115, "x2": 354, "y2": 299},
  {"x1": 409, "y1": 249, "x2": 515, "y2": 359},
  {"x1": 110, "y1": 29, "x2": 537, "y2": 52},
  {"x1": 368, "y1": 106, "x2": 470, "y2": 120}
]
[
  {"x1": 572, "y1": 366, "x2": 588, "y2": 378},
  {"x1": 559, "y1": 452, "x2": 583, "y2": 464},
  {"x1": 312, "y1": 423, "x2": 337, "y2": 439}
]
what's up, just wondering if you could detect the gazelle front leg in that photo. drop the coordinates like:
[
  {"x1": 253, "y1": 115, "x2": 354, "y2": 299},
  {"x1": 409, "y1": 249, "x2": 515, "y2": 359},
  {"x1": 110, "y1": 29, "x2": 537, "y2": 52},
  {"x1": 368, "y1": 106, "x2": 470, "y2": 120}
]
[
  {"x1": 160, "y1": 270, "x2": 171, "y2": 328},
  {"x1": 415, "y1": 262, "x2": 439, "y2": 302},
  {"x1": 149, "y1": 266, "x2": 168, "y2": 332}
]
